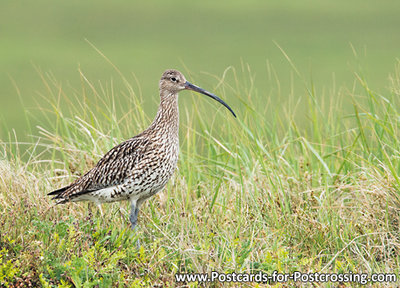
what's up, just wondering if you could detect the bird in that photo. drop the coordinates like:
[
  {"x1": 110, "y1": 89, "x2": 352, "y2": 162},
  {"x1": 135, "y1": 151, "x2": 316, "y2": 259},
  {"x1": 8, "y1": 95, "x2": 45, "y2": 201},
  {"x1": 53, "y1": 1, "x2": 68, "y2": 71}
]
[{"x1": 48, "y1": 69, "x2": 236, "y2": 230}]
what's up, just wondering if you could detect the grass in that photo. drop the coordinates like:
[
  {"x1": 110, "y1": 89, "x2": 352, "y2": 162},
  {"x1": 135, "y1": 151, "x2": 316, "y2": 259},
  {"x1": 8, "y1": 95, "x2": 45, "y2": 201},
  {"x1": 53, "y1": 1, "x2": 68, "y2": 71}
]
[{"x1": 1, "y1": 59, "x2": 400, "y2": 287}]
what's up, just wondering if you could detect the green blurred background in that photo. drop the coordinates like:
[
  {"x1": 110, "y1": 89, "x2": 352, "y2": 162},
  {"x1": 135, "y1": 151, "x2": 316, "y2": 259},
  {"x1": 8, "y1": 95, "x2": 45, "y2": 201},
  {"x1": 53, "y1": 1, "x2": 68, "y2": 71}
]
[{"x1": 1, "y1": 0, "x2": 400, "y2": 139}]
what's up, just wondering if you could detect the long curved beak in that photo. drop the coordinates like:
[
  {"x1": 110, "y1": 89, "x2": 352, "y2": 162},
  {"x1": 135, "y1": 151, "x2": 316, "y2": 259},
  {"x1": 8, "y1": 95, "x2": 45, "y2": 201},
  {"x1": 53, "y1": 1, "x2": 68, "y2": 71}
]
[{"x1": 184, "y1": 81, "x2": 236, "y2": 118}]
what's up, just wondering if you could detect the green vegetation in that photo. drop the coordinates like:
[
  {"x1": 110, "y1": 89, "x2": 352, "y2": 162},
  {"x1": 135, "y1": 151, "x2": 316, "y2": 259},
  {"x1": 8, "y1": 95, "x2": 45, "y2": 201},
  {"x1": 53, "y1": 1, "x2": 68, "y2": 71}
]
[
  {"x1": 1, "y1": 0, "x2": 400, "y2": 286},
  {"x1": 1, "y1": 59, "x2": 400, "y2": 286}
]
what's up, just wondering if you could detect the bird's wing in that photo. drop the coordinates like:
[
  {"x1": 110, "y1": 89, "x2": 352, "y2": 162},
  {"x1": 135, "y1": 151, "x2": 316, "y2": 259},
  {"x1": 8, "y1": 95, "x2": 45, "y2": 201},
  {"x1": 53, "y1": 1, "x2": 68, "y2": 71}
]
[{"x1": 49, "y1": 135, "x2": 151, "y2": 202}]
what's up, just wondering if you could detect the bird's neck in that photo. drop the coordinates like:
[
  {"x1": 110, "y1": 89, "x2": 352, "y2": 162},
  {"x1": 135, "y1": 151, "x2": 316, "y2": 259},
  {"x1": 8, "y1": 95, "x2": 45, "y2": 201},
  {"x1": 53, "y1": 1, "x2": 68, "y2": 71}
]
[{"x1": 150, "y1": 92, "x2": 179, "y2": 138}]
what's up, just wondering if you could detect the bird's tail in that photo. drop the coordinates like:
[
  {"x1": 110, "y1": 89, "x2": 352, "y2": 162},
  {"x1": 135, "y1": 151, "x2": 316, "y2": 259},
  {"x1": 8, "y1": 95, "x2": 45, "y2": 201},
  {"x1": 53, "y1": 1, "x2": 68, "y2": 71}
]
[{"x1": 48, "y1": 185, "x2": 70, "y2": 200}]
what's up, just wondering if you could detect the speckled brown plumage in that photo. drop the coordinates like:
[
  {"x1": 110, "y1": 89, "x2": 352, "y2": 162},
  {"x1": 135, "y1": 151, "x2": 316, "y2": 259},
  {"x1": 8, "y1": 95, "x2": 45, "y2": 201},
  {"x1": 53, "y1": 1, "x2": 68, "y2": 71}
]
[{"x1": 49, "y1": 69, "x2": 236, "y2": 229}]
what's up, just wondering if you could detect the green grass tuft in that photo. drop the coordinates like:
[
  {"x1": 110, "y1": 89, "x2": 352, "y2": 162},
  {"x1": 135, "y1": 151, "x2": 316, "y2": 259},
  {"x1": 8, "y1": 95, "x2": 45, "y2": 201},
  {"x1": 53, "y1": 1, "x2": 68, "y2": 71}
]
[{"x1": 1, "y1": 62, "x2": 400, "y2": 286}]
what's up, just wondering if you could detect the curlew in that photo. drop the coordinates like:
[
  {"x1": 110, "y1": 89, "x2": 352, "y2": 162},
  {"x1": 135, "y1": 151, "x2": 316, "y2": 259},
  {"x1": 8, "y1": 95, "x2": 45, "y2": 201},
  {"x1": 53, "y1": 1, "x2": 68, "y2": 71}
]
[{"x1": 48, "y1": 69, "x2": 236, "y2": 229}]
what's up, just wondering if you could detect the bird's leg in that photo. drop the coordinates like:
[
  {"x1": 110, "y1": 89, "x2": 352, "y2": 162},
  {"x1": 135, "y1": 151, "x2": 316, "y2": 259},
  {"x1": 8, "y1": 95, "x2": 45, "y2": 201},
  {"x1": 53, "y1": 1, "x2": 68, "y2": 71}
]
[
  {"x1": 129, "y1": 200, "x2": 140, "y2": 230},
  {"x1": 129, "y1": 199, "x2": 143, "y2": 249},
  {"x1": 96, "y1": 202, "x2": 104, "y2": 217}
]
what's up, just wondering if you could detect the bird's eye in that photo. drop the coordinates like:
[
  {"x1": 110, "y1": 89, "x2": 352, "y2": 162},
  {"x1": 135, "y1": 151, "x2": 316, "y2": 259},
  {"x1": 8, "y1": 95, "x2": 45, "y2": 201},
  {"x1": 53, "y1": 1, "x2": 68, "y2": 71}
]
[{"x1": 171, "y1": 77, "x2": 177, "y2": 82}]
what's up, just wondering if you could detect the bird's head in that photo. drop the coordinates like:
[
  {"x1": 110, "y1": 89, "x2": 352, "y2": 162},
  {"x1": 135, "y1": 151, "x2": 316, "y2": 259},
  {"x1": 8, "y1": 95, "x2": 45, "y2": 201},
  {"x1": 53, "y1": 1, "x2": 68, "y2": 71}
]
[
  {"x1": 159, "y1": 69, "x2": 236, "y2": 117},
  {"x1": 159, "y1": 69, "x2": 187, "y2": 93}
]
